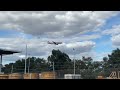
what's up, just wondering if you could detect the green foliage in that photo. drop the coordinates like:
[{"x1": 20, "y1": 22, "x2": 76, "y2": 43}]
[
  {"x1": 2, "y1": 57, "x2": 49, "y2": 74},
  {"x1": 108, "y1": 48, "x2": 120, "y2": 65},
  {"x1": 102, "y1": 48, "x2": 120, "y2": 77},
  {"x1": 3, "y1": 48, "x2": 120, "y2": 79},
  {"x1": 48, "y1": 49, "x2": 71, "y2": 70}
]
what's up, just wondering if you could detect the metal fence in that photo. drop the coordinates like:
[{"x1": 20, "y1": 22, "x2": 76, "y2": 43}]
[{"x1": 2, "y1": 66, "x2": 120, "y2": 79}]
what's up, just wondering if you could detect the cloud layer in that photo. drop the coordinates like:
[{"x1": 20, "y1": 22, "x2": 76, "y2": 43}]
[
  {"x1": 0, "y1": 11, "x2": 119, "y2": 64},
  {"x1": 0, "y1": 11, "x2": 119, "y2": 37},
  {"x1": 103, "y1": 24, "x2": 120, "y2": 47},
  {"x1": 0, "y1": 37, "x2": 95, "y2": 64}
]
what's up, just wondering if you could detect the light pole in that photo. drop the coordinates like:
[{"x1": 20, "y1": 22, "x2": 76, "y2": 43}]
[
  {"x1": 21, "y1": 35, "x2": 28, "y2": 74},
  {"x1": 0, "y1": 55, "x2": 2, "y2": 74},
  {"x1": 53, "y1": 62, "x2": 54, "y2": 72},
  {"x1": 52, "y1": 46, "x2": 55, "y2": 79},
  {"x1": 73, "y1": 48, "x2": 75, "y2": 75},
  {"x1": 11, "y1": 64, "x2": 13, "y2": 74},
  {"x1": 24, "y1": 44, "x2": 27, "y2": 74},
  {"x1": 53, "y1": 61, "x2": 55, "y2": 79},
  {"x1": 28, "y1": 54, "x2": 30, "y2": 74}
]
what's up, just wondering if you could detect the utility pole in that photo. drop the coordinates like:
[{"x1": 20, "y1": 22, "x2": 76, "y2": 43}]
[
  {"x1": 11, "y1": 64, "x2": 13, "y2": 74},
  {"x1": 28, "y1": 54, "x2": 30, "y2": 73},
  {"x1": 73, "y1": 48, "x2": 75, "y2": 75},
  {"x1": 53, "y1": 62, "x2": 55, "y2": 79},
  {"x1": 24, "y1": 44, "x2": 27, "y2": 74},
  {"x1": 0, "y1": 55, "x2": 2, "y2": 74}
]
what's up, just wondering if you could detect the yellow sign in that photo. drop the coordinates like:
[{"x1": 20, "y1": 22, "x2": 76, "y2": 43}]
[{"x1": 109, "y1": 71, "x2": 120, "y2": 79}]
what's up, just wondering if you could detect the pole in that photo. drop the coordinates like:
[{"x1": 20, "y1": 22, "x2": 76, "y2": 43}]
[
  {"x1": 53, "y1": 62, "x2": 55, "y2": 79},
  {"x1": 28, "y1": 54, "x2": 30, "y2": 73},
  {"x1": 25, "y1": 44, "x2": 27, "y2": 74},
  {"x1": 53, "y1": 44, "x2": 56, "y2": 75},
  {"x1": 11, "y1": 64, "x2": 13, "y2": 73},
  {"x1": 73, "y1": 48, "x2": 75, "y2": 75},
  {"x1": 0, "y1": 55, "x2": 2, "y2": 74},
  {"x1": 53, "y1": 62, "x2": 54, "y2": 72}
]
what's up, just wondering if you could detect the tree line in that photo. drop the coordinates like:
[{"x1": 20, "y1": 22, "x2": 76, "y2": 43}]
[{"x1": 2, "y1": 48, "x2": 120, "y2": 79}]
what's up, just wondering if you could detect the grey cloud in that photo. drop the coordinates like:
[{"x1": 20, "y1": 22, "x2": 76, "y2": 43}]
[
  {"x1": 111, "y1": 34, "x2": 120, "y2": 46},
  {"x1": 102, "y1": 24, "x2": 120, "y2": 47},
  {"x1": 0, "y1": 38, "x2": 95, "y2": 64},
  {"x1": 53, "y1": 41, "x2": 96, "y2": 55},
  {"x1": 0, "y1": 11, "x2": 119, "y2": 64},
  {"x1": 0, "y1": 11, "x2": 119, "y2": 37},
  {"x1": 102, "y1": 25, "x2": 120, "y2": 36}
]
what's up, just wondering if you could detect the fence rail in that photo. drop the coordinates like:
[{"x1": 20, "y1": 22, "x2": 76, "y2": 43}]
[{"x1": 1, "y1": 66, "x2": 120, "y2": 79}]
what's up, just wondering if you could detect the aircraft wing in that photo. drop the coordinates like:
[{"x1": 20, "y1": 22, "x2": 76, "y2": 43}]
[
  {"x1": 47, "y1": 41, "x2": 53, "y2": 44},
  {"x1": 48, "y1": 41, "x2": 62, "y2": 45}
]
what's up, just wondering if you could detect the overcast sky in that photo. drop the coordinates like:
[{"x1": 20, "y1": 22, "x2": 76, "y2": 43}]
[{"x1": 0, "y1": 11, "x2": 120, "y2": 65}]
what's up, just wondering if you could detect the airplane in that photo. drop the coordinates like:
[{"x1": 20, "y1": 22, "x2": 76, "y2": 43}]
[{"x1": 47, "y1": 41, "x2": 62, "y2": 45}]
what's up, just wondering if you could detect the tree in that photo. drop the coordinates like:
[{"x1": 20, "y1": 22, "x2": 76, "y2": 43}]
[
  {"x1": 34, "y1": 58, "x2": 49, "y2": 72},
  {"x1": 2, "y1": 63, "x2": 14, "y2": 73},
  {"x1": 102, "y1": 48, "x2": 120, "y2": 77},
  {"x1": 103, "y1": 57, "x2": 108, "y2": 62},
  {"x1": 80, "y1": 56, "x2": 95, "y2": 79},
  {"x1": 108, "y1": 48, "x2": 120, "y2": 66},
  {"x1": 48, "y1": 49, "x2": 71, "y2": 70},
  {"x1": 82, "y1": 56, "x2": 93, "y2": 69},
  {"x1": 2, "y1": 57, "x2": 49, "y2": 74}
]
